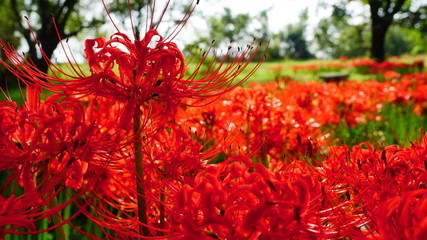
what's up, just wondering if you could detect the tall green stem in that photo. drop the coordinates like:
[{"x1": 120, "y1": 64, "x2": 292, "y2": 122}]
[
  {"x1": 49, "y1": 194, "x2": 67, "y2": 240},
  {"x1": 133, "y1": 107, "x2": 150, "y2": 236}
]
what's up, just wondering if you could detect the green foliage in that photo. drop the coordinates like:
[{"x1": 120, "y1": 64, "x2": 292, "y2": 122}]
[
  {"x1": 281, "y1": 10, "x2": 314, "y2": 60},
  {"x1": 107, "y1": 0, "x2": 161, "y2": 40},
  {"x1": 327, "y1": 102, "x2": 427, "y2": 148},
  {"x1": 385, "y1": 25, "x2": 417, "y2": 56},
  {"x1": 386, "y1": 21, "x2": 427, "y2": 55},
  {"x1": 265, "y1": 33, "x2": 285, "y2": 61},
  {"x1": 282, "y1": 25, "x2": 313, "y2": 59},
  {"x1": 315, "y1": 0, "x2": 426, "y2": 60},
  {"x1": 208, "y1": 8, "x2": 252, "y2": 47},
  {"x1": 261, "y1": 9, "x2": 314, "y2": 61},
  {"x1": 0, "y1": 0, "x2": 19, "y2": 46},
  {"x1": 0, "y1": 0, "x2": 21, "y2": 88},
  {"x1": 187, "y1": 8, "x2": 275, "y2": 61},
  {"x1": 314, "y1": 2, "x2": 371, "y2": 58},
  {"x1": 398, "y1": 4, "x2": 427, "y2": 33},
  {"x1": 0, "y1": 0, "x2": 107, "y2": 80}
]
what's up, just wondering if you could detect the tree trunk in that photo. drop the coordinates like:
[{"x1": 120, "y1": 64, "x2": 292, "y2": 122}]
[
  {"x1": 8, "y1": 0, "x2": 80, "y2": 75},
  {"x1": 370, "y1": 17, "x2": 391, "y2": 62},
  {"x1": 369, "y1": 0, "x2": 407, "y2": 62},
  {"x1": 33, "y1": 33, "x2": 60, "y2": 74}
]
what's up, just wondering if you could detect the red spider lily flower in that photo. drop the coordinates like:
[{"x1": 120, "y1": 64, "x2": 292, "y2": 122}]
[
  {"x1": 0, "y1": 195, "x2": 36, "y2": 237},
  {"x1": 1, "y1": 94, "x2": 120, "y2": 203},
  {"x1": 0, "y1": 1, "x2": 267, "y2": 238},
  {"x1": 175, "y1": 74, "x2": 427, "y2": 163},
  {"x1": 1, "y1": 91, "x2": 154, "y2": 238},
  {"x1": 0, "y1": 1, "x2": 264, "y2": 129},
  {"x1": 0, "y1": 94, "x2": 101, "y2": 187},
  {"x1": 375, "y1": 189, "x2": 427, "y2": 239},
  {"x1": 170, "y1": 155, "x2": 366, "y2": 239},
  {"x1": 318, "y1": 134, "x2": 427, "y2": 238},
  {"x1": 268, "y1": 65, "x2": 284, "y2": 72},
  {"x1": 76, "y1": 118, "x2": 236, "y2": 237},
  {"x1": 383, "y1": 70, "x2": 400, "y2": 80}
]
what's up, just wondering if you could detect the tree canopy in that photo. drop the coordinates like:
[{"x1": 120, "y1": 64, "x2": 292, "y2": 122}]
[
  {"x1": 10, "y1": 0, "x2": 104, "y2": 72},
  {"x1": 314, "y1": 0, "x2": 426, "y2": 61},
  {"x1": 0, "y1": 0, "x2": 105, "y2": 88},
  {"x1": 367, "y1": 0, "x2": 409, "y2": 61}
]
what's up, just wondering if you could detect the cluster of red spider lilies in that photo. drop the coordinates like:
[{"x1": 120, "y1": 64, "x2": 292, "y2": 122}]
[
  {"x1": 177, "y1": 72, "x2": 427, "y2": 160},
  {"x1": 291, "y1": 57, "x2": 424, "y2": 76},
  {"x1": 1, "y1": 1, "x2": 427, "y2": 239}
]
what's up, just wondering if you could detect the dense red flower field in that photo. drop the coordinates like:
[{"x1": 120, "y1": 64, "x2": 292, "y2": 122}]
[
  {"x1": 172, "y1": 74, "x2": 427, "y2": 239},
  {"x1": 1, "y1": 1, "x2": 427, "y2": 239}
]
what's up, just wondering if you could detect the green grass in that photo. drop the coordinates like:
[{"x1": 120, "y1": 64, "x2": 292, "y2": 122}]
[
  {"x1": 0, "y1": 83, "x2": 24, "y2": 105},
  {"x1": 239, "y1": 60, "x2": 335, "y2": 84},
  {"x1": 325, "y1": 102, "x2": 427, "y2": 148}
]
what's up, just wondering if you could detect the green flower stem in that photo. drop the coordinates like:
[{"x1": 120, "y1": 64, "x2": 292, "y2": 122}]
[
  {"x1": 49, "y1": 194, "x2": 67, "y2": 240},
  {"x1": 62, "y1": 190, "x2": 71, "y2": 238},
  {"x1": 133, "y1": 107, "x2": 150, "y2": 236}
]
